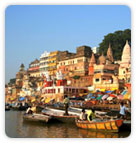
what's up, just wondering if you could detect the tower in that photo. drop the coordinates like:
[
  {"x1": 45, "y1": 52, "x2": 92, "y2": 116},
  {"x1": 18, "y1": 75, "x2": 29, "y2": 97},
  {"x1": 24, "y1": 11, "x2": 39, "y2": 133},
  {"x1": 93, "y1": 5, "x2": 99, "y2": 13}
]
[
  {"x1": 107, "y1": 43, "x2": 114, "y2": 63},
  {"x1": 89, "y1": 52, "x2": 96, "y2": 75},
  {"x1": 121, "y1": 40, "x2": 131, "y2": 68}
]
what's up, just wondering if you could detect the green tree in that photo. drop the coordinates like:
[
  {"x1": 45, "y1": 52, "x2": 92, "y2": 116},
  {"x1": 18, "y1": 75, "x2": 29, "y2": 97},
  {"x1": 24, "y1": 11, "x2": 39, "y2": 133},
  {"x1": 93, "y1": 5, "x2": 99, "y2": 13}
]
[{"x1": 99, "y1": 29, "x2": 131, "y2": 60}]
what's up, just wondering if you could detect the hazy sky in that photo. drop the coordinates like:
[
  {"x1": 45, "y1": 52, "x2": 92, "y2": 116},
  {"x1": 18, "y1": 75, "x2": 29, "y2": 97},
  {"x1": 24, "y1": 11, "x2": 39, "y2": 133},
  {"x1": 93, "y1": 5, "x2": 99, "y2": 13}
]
[{"x1": 5, "y1": 5, "x2": 131, "y2": 83}]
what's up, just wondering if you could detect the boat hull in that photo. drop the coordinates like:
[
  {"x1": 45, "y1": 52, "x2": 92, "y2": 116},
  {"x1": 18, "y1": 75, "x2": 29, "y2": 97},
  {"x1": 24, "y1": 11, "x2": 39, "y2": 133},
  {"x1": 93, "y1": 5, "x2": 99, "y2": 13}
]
[
  {"x1": 52, "y1": 115, "x2": 77, "y2": 123},
  {"x1": 23, "y1": 113, "x2": 51, "y2": 123},
  {"x1": 76, "y1": 119, "x2": 123, "y2": 132}
]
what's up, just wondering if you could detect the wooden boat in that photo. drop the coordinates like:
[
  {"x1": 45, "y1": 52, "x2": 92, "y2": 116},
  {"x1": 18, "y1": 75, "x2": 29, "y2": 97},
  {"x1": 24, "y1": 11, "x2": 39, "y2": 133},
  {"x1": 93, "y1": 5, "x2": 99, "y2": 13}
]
[
  {"x1": 49, "y1": 114, "x2": 77, "y2": 123},
  {"x1": 75, "y1": 119, "x2": 123, "y2": 132},
  {"x1": 42, "y1": 108, "x2": 78, "y2": 123},
  {"x1": 23, "y1": 113, "x2": 51, "y2": 123}
]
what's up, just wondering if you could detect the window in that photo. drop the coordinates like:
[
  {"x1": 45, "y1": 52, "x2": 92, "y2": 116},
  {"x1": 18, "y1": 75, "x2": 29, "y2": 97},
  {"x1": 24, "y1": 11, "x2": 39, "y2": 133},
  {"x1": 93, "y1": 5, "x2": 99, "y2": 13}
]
[
  {"x1": 95, "y1": 78, "x2": 99, "y2": 82},
  {"x1": 58, "y1": 88, "x2": 60, "y2": 93}
]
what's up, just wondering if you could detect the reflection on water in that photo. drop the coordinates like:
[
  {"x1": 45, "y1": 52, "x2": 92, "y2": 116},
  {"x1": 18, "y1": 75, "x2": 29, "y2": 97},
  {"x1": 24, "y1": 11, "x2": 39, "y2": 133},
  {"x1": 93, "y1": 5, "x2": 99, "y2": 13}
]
[{"x1": 5, "y1": 111, "x2": 130, "y2": 138}]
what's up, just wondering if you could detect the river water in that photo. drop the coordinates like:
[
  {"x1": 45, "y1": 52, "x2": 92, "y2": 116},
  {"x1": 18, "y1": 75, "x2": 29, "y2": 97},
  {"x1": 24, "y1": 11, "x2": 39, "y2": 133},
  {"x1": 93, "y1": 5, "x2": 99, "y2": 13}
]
[{"x1": 5, "y1": 110, "x2": 130, "y2": 138}]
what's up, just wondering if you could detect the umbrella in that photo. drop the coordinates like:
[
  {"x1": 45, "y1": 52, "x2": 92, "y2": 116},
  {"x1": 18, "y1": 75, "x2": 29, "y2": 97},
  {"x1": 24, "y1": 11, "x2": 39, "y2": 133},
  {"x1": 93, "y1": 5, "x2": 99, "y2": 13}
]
[
  {"x1": 19, "y1": 97, "x2": 25, "y2": 101},
  {"x1": 118, "y1": 95, "x2": 123, "y2": 100},
  {"x1": 124, "y1": 93, "x2": 131, "y2": 100},
  {"x1": 91, "y1": 96, "x2": 96, "y2": 99},
  {"x1": 105, "y1": 91, "x2": 112, "y2": 94},
  {"x1": 100, "y1": 89, "x2": 105, "y2": 92},
  {"x1": 31, "y1": 99, "x2": 36, "y2": 103},
  {"x1": 122, "y1": 90, "x2": 127, "y2": 96},
  {"x1": 107, "y1": 96, "x2": 113, "y2": 101},
  {"x1": 96, "y1": 95, "x2": 103, "y2": 100},
  {"x1": 97, "y1": 94, "x2": 101, "y2": 97},
  {"x1": 109, "y1": 94, "x2": 117, "y2": 98},
  {"x1": 87, "y1": 93, "x2": 93, "y2": 98},
  {"x1": 102, "y1": 94, "x2": 109, "y2": 100},
  {"x1": 45, "y1": 97, "x2": 51, "y2": 103}
]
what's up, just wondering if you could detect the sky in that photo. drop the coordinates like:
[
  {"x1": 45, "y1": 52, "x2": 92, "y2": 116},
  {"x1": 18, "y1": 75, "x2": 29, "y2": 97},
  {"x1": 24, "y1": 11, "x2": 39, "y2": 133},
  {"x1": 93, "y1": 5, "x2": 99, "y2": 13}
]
[{"x1": 5, "y1": 5, "x2": 131, "y2": 83}]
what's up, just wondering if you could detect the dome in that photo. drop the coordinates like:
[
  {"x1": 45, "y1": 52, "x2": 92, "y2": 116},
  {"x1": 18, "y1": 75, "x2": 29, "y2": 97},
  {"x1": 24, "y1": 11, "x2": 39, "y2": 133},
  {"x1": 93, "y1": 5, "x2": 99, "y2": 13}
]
[
  {"x1": 99, "y1": 53, "x2": 106, "y2": 65},
  {"x1": 121, "y1": 40, "x2": 131, "y2": 67}
]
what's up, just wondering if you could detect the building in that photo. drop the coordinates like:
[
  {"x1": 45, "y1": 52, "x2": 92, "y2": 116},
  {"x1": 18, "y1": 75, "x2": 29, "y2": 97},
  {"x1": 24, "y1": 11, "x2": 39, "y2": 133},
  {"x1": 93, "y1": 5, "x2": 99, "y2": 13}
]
[
  {"x1": 92, "y1": 47, "x2": 99, "y2": 54},
  {"x1": 16, "y1": 64, "x2": 26, "y2": 87},
  {"x1": 57, "y1": 46, "x2": 92, "y2": 78},
  {"x1": 93, "y1": 45, "x2": 119, "y2": 90},
  {"x1": 28, "y1": 59, "x2": 40, "y2": 77},
  {"x1": 39, "y1": 51, "x2": 50, "y2": 77},
  {"x1": 41, "y1": 72, "x2": 87, "y2": 102},
  {"x1": 119, "y1": 40, "x2": 131, "y2": 83},
  {"x1": 48, "y1": 51, "x2": 60, "y2": 77}
]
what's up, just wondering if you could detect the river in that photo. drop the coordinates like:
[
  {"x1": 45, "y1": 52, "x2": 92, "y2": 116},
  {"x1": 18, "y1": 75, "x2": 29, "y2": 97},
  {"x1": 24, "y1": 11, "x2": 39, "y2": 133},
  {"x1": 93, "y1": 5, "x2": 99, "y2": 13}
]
[{"x1": 5, "y1": 110, "x2": 130, "y2": 138}]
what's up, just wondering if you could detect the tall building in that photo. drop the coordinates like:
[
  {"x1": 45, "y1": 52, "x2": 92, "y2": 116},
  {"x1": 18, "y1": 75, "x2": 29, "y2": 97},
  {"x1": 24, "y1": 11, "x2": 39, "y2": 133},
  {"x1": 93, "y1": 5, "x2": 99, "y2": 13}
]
[
  {"x1": 39, "y1": 51, "x2": 50, "y2": 77},
  {"x1": 119, "y1": 40, "x2": 131, "y2": 82},
  {"x1": 16, "y1": 64, "x2": 26, "y2": 87},
  {"x1": 92, "y1": 47, "x2": 99, "y2": 54},
  {"x1": 57, "y1": 46, "x2": 92, "y2": 78},
  {"x1": 48, "y1": 51, "x2": 60, "y2": 77},
  {"x1": 28, "y1": 59, "x2": 40, "y2": 77}
]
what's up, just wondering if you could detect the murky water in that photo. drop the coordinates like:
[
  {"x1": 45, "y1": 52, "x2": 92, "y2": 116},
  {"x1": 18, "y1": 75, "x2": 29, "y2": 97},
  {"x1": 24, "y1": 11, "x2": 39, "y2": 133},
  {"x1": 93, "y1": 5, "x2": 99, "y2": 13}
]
[{"x1": 5, "y1": 110, "x2": 130, "y2": 138}]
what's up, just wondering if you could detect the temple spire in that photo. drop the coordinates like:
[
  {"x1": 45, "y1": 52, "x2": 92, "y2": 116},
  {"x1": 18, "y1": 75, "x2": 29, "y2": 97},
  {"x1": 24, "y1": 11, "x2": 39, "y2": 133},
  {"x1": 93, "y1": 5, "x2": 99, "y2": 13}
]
[
  {"x1": 107, "y1": 43, "x2": 114, "y2": 63},
  {"x1": 89, "y1": 52, "x2": 96, "y2": 66},
  {"x1": 121, "y1": 40, "x2": 131, "y2": 67}
]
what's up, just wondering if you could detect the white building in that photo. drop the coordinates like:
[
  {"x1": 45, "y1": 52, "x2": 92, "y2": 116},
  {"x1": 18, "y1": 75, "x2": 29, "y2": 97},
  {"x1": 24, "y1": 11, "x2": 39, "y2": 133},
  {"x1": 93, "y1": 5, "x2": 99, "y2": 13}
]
[
  {"x1": 40, "y1": 51, "x2": 50, "y2": 77},
  {"x1": 92, "y1": 47, "x2": 99, "y2": 54}
]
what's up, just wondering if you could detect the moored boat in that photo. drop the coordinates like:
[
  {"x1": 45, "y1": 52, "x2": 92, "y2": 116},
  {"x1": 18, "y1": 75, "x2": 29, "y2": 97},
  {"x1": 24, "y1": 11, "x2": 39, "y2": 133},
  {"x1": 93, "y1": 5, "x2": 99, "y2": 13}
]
[
  {"x1": 23, "y1": 113, "x2": 51, "y2": 123},
  {"x1": 42, "y1": 108, "x2": 78, "y2": 123},
  {"x1": 75, "y1": 119, "x2": 123, "y2": 132}
]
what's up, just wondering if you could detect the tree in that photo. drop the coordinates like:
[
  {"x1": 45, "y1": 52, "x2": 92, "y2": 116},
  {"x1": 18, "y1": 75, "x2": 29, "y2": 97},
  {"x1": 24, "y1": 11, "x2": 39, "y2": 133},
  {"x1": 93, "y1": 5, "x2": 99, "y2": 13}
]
[{"x1": 98, "y1": 29, "x2": 131, "y2": 60}]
